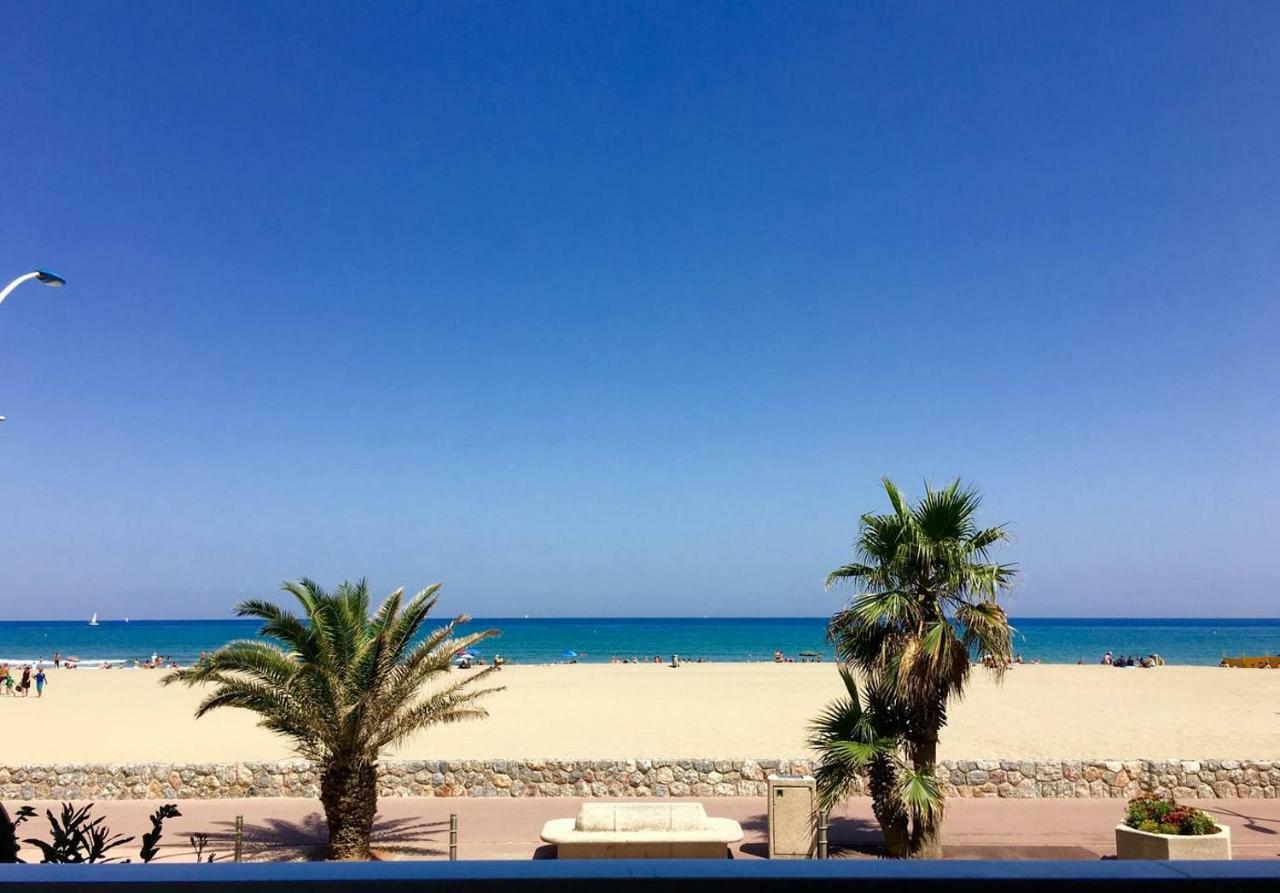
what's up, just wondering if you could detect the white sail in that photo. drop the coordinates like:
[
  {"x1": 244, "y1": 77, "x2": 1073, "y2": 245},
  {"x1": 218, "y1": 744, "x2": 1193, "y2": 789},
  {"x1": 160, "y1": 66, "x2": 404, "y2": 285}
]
[{"x1": 89, "y1": 612, "x2": 99, "y2": 626}]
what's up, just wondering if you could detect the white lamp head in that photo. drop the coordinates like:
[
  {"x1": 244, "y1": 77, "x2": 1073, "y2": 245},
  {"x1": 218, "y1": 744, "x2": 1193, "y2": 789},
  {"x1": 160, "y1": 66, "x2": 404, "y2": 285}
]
[{"x1": 1, "y1": 269, "x2": 67, "y2": 305}]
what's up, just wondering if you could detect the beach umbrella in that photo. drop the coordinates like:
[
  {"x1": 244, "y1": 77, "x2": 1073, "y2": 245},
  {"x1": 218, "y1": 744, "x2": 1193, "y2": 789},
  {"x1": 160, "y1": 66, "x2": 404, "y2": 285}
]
[{"x1": 561, "y1": 649, "x2": 578, "y2": 659}]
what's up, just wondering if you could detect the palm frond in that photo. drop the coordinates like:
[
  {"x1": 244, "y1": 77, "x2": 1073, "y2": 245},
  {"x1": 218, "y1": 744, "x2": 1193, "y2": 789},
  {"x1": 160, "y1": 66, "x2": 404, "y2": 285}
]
[
  {"x1": 177, "y1": 578, "x2": 498, "y2": 770},
  {"x1": 898, "y1": 767, "x2": 944, "y2": 820},
  {"x1": 824, "y1": 563, "x2": 881, "y2": 590}
]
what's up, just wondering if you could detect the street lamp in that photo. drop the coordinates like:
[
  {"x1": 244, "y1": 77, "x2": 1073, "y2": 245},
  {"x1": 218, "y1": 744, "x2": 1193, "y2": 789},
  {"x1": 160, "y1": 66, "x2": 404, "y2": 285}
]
[
  {"x1": 1, "y1": 270, "x2": 65, "y2": 425},
  {"x1": 0, "y1": 270, "x2": 66, "y2": 306}
]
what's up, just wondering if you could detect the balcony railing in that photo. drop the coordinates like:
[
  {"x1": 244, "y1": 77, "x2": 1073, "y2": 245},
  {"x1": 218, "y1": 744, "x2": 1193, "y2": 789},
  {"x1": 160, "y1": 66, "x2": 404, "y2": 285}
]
[{"x1": 2, "y1": 859, "x2": 1279, "y2": 892}]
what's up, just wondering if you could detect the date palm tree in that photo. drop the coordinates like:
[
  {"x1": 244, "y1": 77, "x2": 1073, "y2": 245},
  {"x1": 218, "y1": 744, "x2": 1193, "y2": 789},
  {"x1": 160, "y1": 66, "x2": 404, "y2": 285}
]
[
  {"x1": 165, "y1": 578, "x2": 500, "y2": 860},
  {"x1": 824, "y1": 479, "x2": 1014, "y2": 858}
]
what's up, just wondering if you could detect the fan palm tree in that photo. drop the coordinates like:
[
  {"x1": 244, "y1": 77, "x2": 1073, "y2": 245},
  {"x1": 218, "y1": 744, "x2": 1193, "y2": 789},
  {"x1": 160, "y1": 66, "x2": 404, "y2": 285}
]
[
  {"x1": 809, "y1": 666, "x2": 929, "y2": 858},
  {"x1": 824, "y1": 479, "x2": 1014, "y2": 858},
  {"x1": 164, "y1": 578, "x2": 500, "y2": 860}
]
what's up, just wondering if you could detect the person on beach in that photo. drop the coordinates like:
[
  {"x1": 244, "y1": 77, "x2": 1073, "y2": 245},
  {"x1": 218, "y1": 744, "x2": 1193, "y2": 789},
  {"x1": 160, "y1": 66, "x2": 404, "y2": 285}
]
[
  {"x1": 0, "y1": 663, "x2": 9, "y2": 695},
  {"x1": 34, "y1": 668, "x2": 46, "y2": 697},
  {"x1": 18, "y1": 666, "x2": 32, "y2": 697},
  {"x1": 53, "y1": 652, "x2": 61, "y2": 669}
]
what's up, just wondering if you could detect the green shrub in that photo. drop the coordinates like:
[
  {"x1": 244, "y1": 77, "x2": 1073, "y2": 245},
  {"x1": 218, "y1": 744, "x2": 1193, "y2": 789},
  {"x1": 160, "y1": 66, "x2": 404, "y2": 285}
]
[
  {"x1": 1124, "y1": 795, "x2": 1219, "y2": 836},
  {"x1": 1, "y1": 802, "x2": 187, "y2": 864},
  {"x1": 1185, "y1": 810, "x2": 1219, "y2": 835}
]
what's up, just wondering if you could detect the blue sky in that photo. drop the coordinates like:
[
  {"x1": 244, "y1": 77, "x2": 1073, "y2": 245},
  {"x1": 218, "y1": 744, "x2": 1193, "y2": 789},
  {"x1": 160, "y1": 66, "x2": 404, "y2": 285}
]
[{"x1": 2, "y1": 1, "x2": 1277, "y2": 619}]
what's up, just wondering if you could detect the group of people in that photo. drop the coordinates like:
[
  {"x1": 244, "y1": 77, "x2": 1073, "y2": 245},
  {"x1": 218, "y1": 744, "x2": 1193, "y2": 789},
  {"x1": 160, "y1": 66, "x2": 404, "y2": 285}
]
[
  {"x1": 773, "y1": 650, "x2": 823, "y2": 663},
  {"x1": 0, "y1": 663, "x2": 47, "y2": 697},
  {"x1": 20, "y1": 652, "x2": 182, "y2": 672},
  {"x1": 609, "y1": 655, "x2": 708, "y2": 665},
  {"x1": 982, "y1": 653, "x2": 1039, "y2": 667},
  {"x1": 1102, "y1": 651, "x2": 1164, "y2": 668},
  {"x1": 454, "y1": 653, "x2": 503, "y2": 670}
]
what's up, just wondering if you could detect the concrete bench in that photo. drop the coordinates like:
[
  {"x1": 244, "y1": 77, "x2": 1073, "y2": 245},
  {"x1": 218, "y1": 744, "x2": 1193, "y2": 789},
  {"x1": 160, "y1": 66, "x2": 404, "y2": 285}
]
[{"x1": 540, "y1": 802, "x2": 744, "y2": 859}]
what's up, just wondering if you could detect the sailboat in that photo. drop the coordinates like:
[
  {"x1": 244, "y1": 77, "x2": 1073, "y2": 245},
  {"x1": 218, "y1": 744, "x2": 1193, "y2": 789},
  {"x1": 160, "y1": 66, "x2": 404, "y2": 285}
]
[{"x1": 89, "y1": 612, "x2": 99, "y2": 626}]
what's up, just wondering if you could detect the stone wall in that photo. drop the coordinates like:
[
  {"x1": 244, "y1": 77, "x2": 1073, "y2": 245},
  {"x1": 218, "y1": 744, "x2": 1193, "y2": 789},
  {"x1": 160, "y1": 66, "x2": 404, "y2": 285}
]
[{"x1": 1, "y1": 758, "x2": 1276, "y2": 801}]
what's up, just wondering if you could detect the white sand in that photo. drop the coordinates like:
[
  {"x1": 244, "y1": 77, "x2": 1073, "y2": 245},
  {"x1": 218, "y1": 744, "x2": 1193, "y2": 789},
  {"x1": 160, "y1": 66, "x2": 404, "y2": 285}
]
[{"x1": 6, "y1": 663, "x2": 1278, "y2": 764}]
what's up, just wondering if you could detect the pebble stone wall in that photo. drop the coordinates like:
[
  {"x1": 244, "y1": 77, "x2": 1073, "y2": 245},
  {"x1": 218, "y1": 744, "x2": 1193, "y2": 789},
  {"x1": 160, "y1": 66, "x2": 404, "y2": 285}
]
[{"x1": 2, "y1": 758, "x2": 1278, "y2": 801}]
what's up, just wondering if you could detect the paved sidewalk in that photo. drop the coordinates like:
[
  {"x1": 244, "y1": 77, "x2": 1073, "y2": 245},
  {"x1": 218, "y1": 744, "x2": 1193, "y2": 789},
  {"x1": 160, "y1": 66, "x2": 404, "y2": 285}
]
[{"x1": 9, "y1": 797, "x2": 1280, "y2": 862}]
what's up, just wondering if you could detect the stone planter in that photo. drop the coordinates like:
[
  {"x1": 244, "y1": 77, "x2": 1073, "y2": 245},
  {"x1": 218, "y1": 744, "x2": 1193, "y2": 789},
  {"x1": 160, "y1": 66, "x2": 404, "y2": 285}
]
[{"x1": 1114, "y1": 823, "x2": 1231, "y2": 860}]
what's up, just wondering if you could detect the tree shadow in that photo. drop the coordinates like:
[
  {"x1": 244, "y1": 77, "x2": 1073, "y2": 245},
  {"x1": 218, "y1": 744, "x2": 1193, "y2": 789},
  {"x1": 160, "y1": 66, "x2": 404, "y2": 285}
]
[
  {"x1": 1205, "y1": 807, "x2": 1279, "y2": 835},
  {"x1": 737, "y1": 813, "x2": 886, "y2": 859},
  {"x1": 827, "y1": 815, "x2": 889, "y2": 858},
  {"x1": 204, "y1": 812, "x2": 449, "y2": 861}
]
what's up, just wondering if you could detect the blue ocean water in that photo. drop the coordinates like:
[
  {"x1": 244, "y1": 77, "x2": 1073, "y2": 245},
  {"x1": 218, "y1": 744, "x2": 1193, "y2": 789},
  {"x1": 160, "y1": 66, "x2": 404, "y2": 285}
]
[{"x1": 0, "y1": 617, "x2": 1278, "y2": 667}]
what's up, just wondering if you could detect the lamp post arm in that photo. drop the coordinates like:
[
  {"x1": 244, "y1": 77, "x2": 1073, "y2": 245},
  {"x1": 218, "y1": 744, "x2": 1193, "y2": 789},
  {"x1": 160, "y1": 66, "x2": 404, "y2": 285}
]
[{"x1": 0, "y1": 272, "x2": 41, "y2": 306}]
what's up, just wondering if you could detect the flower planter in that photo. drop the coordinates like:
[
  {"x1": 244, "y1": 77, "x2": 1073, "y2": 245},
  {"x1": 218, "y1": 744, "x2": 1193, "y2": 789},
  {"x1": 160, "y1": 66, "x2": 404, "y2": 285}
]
[{"x1": 1114, "y1": 823, "x2": 1231, "y2": 860}]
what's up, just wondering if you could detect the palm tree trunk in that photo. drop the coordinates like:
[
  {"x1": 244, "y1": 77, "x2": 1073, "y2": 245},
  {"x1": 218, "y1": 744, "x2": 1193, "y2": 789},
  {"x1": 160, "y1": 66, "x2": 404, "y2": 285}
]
[
  {"x1": 910, "y1": 810, "x2": 943, "y2": 859},
  {"x1": 867, "y1": 756, "x2": 911, "y2": 858},
  {"x1": 907, "y1": 737, "x2": 944, "y2": 859},
  {"x1": 319, "y1": 760, "x2": 379, "y2": 860}
]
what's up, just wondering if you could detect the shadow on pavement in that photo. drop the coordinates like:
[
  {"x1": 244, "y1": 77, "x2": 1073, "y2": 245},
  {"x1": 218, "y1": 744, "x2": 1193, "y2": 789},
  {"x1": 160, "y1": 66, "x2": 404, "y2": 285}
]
[
  {"x1": 1210, "y1": 807, "x2": 1279, "y2": 835},
  {"x1": 204, "y1": 812, "x2": 448, "y2": 861}
]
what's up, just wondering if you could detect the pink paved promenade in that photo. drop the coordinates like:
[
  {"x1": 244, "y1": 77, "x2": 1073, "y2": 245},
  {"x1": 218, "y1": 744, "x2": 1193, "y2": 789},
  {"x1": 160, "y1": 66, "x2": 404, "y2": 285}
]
[{"x1": 12, "y1": 797, "x2": 1280, "y2": 862}]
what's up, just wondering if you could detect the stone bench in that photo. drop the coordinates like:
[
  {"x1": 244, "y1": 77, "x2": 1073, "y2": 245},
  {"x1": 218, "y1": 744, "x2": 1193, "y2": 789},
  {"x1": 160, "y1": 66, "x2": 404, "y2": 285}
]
[{"x1": 540, "y1": 802, "x2": 744, "y2": 859}]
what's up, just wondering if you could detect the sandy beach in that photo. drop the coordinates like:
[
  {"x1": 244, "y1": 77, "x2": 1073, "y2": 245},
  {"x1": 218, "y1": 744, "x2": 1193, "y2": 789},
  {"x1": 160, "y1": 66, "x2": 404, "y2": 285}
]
[{"x1": 5, "y1": 663, "x2": 1277, "y2": 764}]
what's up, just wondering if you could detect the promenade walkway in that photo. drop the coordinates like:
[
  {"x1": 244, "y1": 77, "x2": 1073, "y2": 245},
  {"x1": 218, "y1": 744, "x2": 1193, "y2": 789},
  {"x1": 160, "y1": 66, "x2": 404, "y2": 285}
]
[{"x1": 12, "y1": 797, "x2": 1280, "y2": 862}]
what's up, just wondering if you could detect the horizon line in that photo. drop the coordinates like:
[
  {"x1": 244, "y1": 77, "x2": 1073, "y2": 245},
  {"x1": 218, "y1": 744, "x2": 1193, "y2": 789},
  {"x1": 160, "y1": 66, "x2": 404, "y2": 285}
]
[{"x1": 2, "y1": 615, "x2": 1279, "y2": 623}]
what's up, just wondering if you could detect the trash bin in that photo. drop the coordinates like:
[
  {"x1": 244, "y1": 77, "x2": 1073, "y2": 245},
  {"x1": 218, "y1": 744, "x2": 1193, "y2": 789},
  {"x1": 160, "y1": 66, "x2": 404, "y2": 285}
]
[{"x1": 767, "y1": 774, "x2": 816, "y2": 859}]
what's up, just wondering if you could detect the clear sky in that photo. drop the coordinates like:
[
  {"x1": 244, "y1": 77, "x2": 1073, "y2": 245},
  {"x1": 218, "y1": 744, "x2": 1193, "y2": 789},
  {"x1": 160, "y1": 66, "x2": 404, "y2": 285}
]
[{"x1": 2, "y1": 2, "x2": 1277, "y2": 620}]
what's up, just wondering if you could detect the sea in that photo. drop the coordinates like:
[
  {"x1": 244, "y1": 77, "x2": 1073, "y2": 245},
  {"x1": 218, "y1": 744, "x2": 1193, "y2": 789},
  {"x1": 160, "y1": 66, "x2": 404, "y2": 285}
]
[{"x1": 0, "y1": 617, "x2": 1278, "y2": 667}]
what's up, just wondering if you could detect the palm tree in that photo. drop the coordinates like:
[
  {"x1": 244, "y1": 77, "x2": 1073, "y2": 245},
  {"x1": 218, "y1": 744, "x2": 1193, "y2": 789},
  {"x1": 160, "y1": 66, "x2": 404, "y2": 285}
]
[
  {"x1": 165, "y1": 578, "x2": 500, "y2": 860},
  {"x1": 808, "y1": 667, "x2": 937, "y2": 858},
  {"x1": 824, "y1": 478, "x2": 1014, "y2": 858}
]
